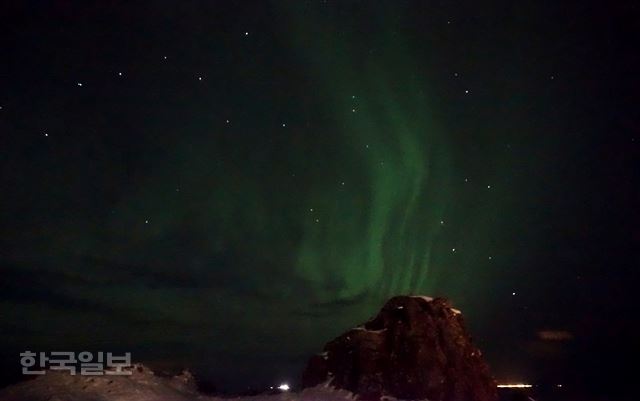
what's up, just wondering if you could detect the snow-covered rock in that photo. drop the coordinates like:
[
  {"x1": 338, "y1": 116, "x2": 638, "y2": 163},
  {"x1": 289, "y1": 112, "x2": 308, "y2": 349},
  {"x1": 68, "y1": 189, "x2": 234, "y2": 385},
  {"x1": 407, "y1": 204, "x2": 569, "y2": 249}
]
[
  {"x1": 0, "y1": 364, "x2": 198, "y2": 401},
  {"x1": 302, "y1": 296, "x2": 498, "y2": 401}
]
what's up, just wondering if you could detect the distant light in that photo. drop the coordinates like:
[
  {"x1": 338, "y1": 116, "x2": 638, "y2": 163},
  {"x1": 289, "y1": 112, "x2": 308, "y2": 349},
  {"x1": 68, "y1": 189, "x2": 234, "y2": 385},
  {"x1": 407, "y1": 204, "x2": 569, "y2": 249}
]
[
  {"x1": 118, "y1": 72, "x2": 123, "y2": 76},
  {"x1": 512, "y1": 292, "x2": 516, "y2": 296},
  {"x1": 557, "y1": 384, "x2": 563, "y2": 388},
  {"x1": 77, "y1": 82, "x2": 83, "y2": 87},
  {"x1": 451, "y1": 248, "x2": 456, "y2": 252},
  {"x1": 282, "y1": 123, "x2": 286, "y2": 127},
  {"x1": 497, "y1": 384, "x2": 532, "y2": 388},
  {"x1": 245, "y1": 31, "x2": 249, "y2": 36},
  {"x1": 278, "y1": 383, "x2": 290, "y2": 391}
]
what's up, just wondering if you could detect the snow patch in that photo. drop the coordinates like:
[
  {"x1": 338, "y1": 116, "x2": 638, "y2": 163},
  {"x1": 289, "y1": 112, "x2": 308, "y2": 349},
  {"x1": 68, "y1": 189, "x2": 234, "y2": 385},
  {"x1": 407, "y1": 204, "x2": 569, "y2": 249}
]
[
  {"x1": 352, "y1": 326, "x2": 387, "y2": 334},
  {"x1": 411, "y1": 296, "x2": 434, "y2": 303}
]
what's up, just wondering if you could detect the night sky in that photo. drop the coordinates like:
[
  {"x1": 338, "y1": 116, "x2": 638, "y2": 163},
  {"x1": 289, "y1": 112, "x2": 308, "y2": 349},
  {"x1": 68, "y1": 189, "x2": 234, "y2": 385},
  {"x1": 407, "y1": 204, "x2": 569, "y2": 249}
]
[{"x1": 1, "y1": 0, "x2": 638, "y2": 396}]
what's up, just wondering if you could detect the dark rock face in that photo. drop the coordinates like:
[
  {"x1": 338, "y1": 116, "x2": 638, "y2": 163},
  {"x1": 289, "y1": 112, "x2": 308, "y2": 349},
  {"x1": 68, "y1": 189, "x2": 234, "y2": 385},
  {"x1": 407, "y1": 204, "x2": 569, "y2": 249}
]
[{"x1": 302, "y1": 296, "x2": 498, "y2": 401}]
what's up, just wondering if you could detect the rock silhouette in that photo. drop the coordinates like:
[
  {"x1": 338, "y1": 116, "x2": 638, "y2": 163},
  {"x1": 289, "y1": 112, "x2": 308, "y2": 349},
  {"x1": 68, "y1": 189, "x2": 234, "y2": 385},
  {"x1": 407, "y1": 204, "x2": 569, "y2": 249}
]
[{"x1": 302, "y1": 296, "x2": 498, "y2": 401}]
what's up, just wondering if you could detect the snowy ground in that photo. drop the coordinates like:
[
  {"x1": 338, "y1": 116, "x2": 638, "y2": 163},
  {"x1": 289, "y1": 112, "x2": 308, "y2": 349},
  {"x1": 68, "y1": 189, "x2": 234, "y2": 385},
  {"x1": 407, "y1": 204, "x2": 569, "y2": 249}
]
[{"x1": 0, "y1": 365, "x2": 367, "y2": 401}]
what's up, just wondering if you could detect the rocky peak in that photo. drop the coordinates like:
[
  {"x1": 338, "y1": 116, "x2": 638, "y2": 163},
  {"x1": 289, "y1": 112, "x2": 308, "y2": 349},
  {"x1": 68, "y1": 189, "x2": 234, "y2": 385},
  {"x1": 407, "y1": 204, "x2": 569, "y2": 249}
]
[{"x1": 302, "y1": 295, "x2": 498, "y2": 401}]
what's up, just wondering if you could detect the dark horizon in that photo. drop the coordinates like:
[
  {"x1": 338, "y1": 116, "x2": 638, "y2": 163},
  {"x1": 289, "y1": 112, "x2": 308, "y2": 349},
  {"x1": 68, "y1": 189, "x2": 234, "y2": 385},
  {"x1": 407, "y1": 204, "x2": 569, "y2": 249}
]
[{"x1": 0, "y1": 1, "x2": 638, "y2": 398}]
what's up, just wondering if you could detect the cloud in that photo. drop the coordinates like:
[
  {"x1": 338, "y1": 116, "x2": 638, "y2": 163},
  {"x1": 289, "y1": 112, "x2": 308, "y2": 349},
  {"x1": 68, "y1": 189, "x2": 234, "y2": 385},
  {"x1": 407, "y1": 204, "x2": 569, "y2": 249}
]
[{"x1": 537, "y1": 330, "x2": 574, "y2": 341}]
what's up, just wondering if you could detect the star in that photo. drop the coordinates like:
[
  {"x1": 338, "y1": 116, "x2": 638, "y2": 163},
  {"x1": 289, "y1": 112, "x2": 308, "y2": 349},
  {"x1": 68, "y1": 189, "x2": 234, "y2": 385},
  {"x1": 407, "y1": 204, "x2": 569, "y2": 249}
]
[
  {"x1": 198, "y1": 76, "x2": 203, "y2": 81},
  {"x1": 487, "y1": 185, "x2": 491, "y2": 189},
  {"x1": 163, "y1": 56, "x2": 168, "y2": 60},
  {"x1": 282, "y1": 123, "x2": 286, "y2": 127},
  {"x1": 118, "y1": 72, "x2": 123, "y2": 76},
  {"x1": 440, "y1": 220, "x2": 444, "y2": 225},
  {"x1": 226, "y1": 119, "x2": 230, "y2": 124},
  {"x1": 145, "y1": 220, "x2": 149, "y2": 224},
  {"x1": 43, "y1": 132, "x2": 48, "y2": 137},
  {"x1": 451, "y1": 248, "x2": 456, "y2": 252},
  {"x1": 352, "y1": 108, "x2": 356, "y2": 113},
  {"x1": 512, "y1": 292, "x2": 516, "y2": 296},
  {"x1": 245, "y1": 31, "x2": 249, "y2": 36},
  {"x1": 77, "y1": 82, "x2": 83, "y2": 87},
  {"x1": 464, "y1": 89, "x2": 469, "y2": 94},
  {"x1": 309, "y1": 208, "x2": 313, "y2": 212}
]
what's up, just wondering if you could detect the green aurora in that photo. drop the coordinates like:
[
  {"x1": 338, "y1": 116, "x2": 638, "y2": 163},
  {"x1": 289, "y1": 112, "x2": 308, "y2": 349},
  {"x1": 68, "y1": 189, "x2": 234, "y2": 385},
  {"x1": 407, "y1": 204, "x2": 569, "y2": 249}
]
[{"x1": 1, "y1": 1, "x2": 521, "y2": 389}]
